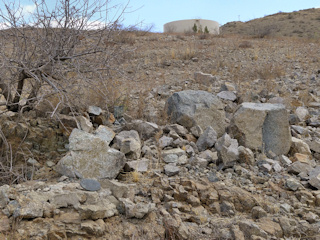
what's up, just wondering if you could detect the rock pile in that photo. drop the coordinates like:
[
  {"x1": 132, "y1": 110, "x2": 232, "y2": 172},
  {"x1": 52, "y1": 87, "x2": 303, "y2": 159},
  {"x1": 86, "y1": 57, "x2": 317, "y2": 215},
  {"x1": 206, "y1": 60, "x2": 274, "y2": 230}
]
[{"x1": 0, "y1": 89, "x2": 320, "y2": 239}]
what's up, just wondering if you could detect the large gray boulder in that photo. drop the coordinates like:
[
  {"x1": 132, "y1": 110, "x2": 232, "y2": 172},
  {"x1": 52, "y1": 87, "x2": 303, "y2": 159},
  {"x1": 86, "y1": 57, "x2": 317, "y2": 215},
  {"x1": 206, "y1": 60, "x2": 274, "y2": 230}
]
[
  {"x1": 230, "y1": 103, "x2": 291, "y2": 157},
  {"x1": 55, "y1": 128, "x2": 125, "y2": 179},
  {"x1": 166, "y1": 90, "x2": 227, "y2": 137}
]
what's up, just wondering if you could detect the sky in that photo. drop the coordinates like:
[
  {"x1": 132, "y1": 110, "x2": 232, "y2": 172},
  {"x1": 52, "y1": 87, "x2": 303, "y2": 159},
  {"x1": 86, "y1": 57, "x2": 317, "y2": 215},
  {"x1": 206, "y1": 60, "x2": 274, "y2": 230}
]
[{"x1": 3, "y1": 0, "x2": 320, "y2": 32}]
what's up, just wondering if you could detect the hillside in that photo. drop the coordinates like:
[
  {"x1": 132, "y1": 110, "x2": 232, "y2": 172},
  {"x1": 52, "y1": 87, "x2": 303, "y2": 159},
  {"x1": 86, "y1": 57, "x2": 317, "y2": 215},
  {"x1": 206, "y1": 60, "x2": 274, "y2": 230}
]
[
  {"x1": 0, "y1": 27, "x2": 320, "y2": 239},
  {"x1": 221, "y1": 8, "x2": 320, "y2": 38}
]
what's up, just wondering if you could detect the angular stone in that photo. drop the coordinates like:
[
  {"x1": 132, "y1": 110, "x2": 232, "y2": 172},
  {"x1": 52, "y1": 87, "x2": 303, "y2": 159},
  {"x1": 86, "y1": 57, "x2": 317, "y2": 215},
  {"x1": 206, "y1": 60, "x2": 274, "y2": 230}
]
[
  {"x1": 199, "y1": 150, "x2": 218, "y2": 163},
  {"x1": 308, "y1": 166, "x2": 320, "y2": 178},
  {"x1": 81, "y1": 219, "x2": 106, "y2": 236},
  {"x1": 100, "y1": 179, "x2": 135, "y2": 200},
  {"x1": 178, "y1": 155, "x2": 188, "y2": 165},
  {"x1": 280, "y1": 203, "x2": 293, "y2": 213},
  {"x1": 196, "y1": 157, "x2": 209, "y2": 168},
  {"x1": 166, "y1": 90, "x2": 227, "y2": 137},
  {"x1": 306, "y1": 139, "x2": 320, "y2": 153},
  {"x1": 163, "y1": 154, "x2": 179, "y2": 164},
  {"x1": 164, "y1": 164, "x2": 180, "y2": 176},
  {"x1": 309, "y1": 173, "x2": 320, "y2": 190},
  {"x1": 279, "y1": 155, "x2": 292, "y2": 166},
  {"x1": 158, "y1": 136, "x2": 173, "y2": 148},
  {"x1": 88, "y1": 106, "x2": 102, "y2": 116},
  {"x1": 196, "y1": 126, "x2": 217, "y2": 152},
  {"x1": 238, "y1": 220, "x2": 268, "y2": 239},
  {"x1": 164, "y1": 124, "x2": 189, "y2": 138},
  {"x1": 215, "y1": 133, "x2": 239, "y2": 167},
  {"x1": 295, "y1": 106, "x2": 309, "y2": 122},
  {"x1": 208, "y1": 172, "x2": 220, "y2": 182},
  {"x1": 125, "y1": 120, "x2": 159, "y2": 140},
  {"x1": 217, "y1": 91, "x2": 237, "y2": 101},
  {"x1": 77, "y1": 116, "x2": 93, "y2": 133},
  {"x1": 260, "y1": 163, "x2": 272, "y2": 172},
  {"x1": 55, "y1": 129, "x2": 125, "y2": 179},
  {"x1": 257, "y1": 218, "x2": 283, "y2": 238},
  {"x1": 161, "y1": 148, "x2": 186, "y2": 158},
  {"x1": 286, "y1": 178, "x2": 302, "y2": 191},
  {"x1": 124, "y1": 159, "x2": 149, "y2": 172},
  {"x1": 221, "y1": 82, "x2": 236, "y2": 92},
  {"x1": 273, "y1": 162, "x2": 282, "y2": 172},
  {"x1": 17, "y1": 201, "x2": 44, "y2": 219},
  {"x1": 291, "y1": 137, "x2": 312, "y2": 156},
  {"x1": 94, "y1": 125, "x2": 115, "y2": 146},
  {"x1": 78, "y1": 202, "x2": 117, "y2": 220},
  {"x1": 231, "y1": 225, "x2": 245, "y2": 240},
  {"x1": 238, "y1": 146, "x2": 255, "y2": 165},
  {"x1": 80, "y1": 179, "x2": 101, "y2": 191},
  {"x1": 230, "y1": 103, "x2": 291, "y2": 157},
  {"x1": 304, "y1": 212, "x2": 319, "y2": 224},
  {"x1": 288, "y1": 161, "x2": 312, "y2": 175},
  {"x1": 50, "y1": 193, "x2": 80, "y2": 208},
  {"x1": 251, "y1": 206, "x2": 267, "y2": 219},
  {"x1": 190, "y1": 125, "x2": 203, "y2": 138},
  {"x1": 291, "y1": 125, "x2": 307, "y2": 135},
  {"x1": 0, "y1": 189, "x2": 9, "y2": 209},
  {"x1": 115, "y1": 130, "x2": 141, "y2": 160},
  {"x1": 279, "y1": 217, "x2": 296, "y2": 237},
  {"x1": 55, "y1": 211, "x2": 81, "y2": 224},
  {"x1": 0, "y1": 214, "x2": 10, "y2": 232},
  {"x1": 293, "y1": 153, "x2": 311, "y2": 164},
  {"x1": 119, "y1": 198, "x2": 154, "y2": 219}
]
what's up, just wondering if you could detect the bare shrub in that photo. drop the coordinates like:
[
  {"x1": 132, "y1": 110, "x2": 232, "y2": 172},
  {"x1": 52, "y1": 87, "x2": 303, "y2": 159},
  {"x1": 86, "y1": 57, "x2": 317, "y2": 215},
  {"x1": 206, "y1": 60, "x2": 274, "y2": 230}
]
[
  {"x1": 179, "y1": 47, "x2": 196, "y2": 60},
  {"x1": 0, "y1": 0, "x2": 131, "y2": 114},
  {"x1": 0, "y1": 0, "x2": 134, "y2": 184}
]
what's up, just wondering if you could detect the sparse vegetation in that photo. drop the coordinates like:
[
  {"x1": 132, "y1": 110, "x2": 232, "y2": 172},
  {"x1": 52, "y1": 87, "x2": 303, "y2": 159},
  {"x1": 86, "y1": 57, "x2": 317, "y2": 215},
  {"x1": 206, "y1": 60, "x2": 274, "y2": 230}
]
[{"x1": 222, "y1": 7, "x2": 320, "y2": 39}]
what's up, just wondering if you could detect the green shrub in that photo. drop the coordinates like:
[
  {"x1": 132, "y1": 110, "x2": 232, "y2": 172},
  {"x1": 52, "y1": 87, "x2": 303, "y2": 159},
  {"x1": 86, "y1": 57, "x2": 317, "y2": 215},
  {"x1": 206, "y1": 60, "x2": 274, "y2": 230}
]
[{"x1": 192, "y1": 23, "x2": 198, "y2": 33}]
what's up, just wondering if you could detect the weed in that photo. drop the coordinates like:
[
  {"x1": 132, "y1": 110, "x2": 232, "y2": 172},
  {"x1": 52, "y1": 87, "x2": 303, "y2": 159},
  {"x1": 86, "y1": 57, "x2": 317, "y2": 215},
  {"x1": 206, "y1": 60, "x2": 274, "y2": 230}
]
[
  {"x1": 131, "y1": 170, "x2": 141, "y2": 182},
  {"x1": 180, "y1": 47, "x2": 196, "y2": 60},
  {"x1": 171, "y1": 49, "x2": 176, "y2": 59}
]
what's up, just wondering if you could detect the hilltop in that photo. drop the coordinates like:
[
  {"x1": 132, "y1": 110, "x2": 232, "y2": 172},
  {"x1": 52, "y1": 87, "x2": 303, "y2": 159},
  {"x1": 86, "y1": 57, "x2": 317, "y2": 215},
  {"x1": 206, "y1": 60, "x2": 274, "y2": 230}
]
[{"x1": 221, "y1": 8, "x2": 320, "y2": 38}]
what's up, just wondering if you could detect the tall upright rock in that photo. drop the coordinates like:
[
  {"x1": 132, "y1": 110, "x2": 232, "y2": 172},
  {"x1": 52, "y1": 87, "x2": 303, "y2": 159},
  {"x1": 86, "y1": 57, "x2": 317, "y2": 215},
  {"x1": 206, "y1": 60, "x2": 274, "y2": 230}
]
[{"x1": 230, "y1": 103, "x2": 291, "y2": 157}]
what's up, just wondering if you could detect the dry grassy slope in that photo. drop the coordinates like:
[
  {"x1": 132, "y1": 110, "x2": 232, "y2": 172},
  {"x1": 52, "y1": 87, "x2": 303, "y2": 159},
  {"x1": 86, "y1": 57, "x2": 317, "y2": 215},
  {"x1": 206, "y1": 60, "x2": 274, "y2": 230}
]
[{"x1": 221, "y1": 8, "x2": 320, "y2": 38}]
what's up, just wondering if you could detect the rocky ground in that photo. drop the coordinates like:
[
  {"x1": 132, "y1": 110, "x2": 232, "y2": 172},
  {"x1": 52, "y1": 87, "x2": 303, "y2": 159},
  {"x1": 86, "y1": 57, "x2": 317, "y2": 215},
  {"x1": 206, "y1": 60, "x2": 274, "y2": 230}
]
[{"x1": 0, "y1": 32, "x2": 320, "y2": 239}]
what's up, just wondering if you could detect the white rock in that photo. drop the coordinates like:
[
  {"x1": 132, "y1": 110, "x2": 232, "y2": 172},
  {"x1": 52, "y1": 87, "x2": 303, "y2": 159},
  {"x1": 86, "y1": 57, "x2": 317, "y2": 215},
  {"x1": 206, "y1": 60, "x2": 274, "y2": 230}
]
[
  {"x1": 77, "y1": 116, "x2": 93, "y2": 133},
  {"x1": 295, "y1": 106, "x2": 309, "y2": 122}
]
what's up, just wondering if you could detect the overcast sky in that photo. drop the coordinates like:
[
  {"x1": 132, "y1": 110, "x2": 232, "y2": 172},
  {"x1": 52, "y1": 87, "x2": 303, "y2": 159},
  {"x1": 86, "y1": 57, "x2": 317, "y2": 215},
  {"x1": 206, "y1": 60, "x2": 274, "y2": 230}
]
[{"x1": 7, "y1": 0, "x2": 320, "y2": 31}]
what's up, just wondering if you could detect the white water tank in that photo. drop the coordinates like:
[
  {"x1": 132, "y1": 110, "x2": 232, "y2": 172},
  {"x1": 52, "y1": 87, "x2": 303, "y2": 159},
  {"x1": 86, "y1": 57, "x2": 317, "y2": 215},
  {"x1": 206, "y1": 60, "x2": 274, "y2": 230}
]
[{"x1": 164, "y1": 19, "x2": 219, "y2": 34}]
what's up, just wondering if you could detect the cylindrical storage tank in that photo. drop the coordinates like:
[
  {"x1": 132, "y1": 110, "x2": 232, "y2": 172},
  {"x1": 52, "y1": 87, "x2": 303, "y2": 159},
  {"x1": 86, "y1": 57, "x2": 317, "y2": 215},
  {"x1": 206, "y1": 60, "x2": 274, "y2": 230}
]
[{"x1": 164, "y1": 19, "x2": 219, "y2": 34}]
